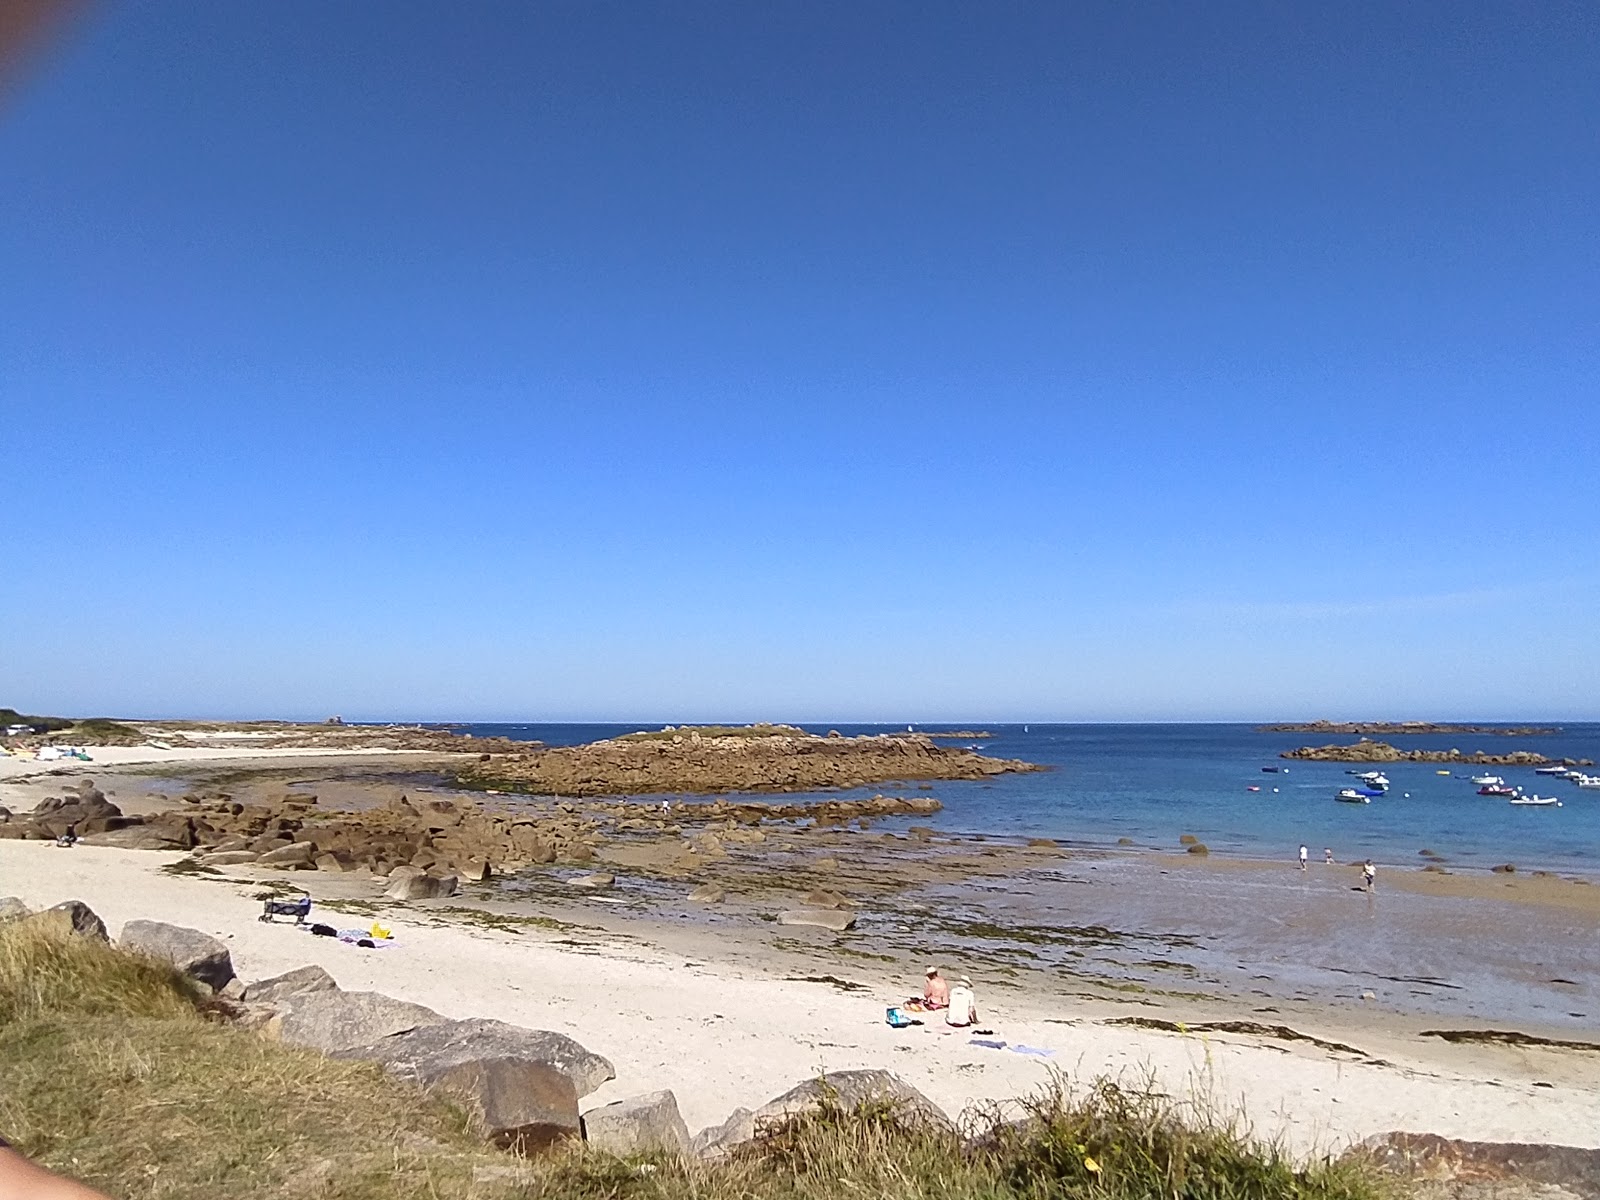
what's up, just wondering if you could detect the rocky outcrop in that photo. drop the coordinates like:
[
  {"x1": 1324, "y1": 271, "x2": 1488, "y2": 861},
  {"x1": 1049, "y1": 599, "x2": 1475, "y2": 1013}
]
[
  {"x1": 80, "y1": 826, "x2": 192, "y2": 850},
  {"x1": 755, "y1": 1071, "x2": 949, "y2": 1129},
  {"x1": 456, "y1": 728, "x2": 1041, "y2": 798},
  {"x1": 339, "y1": 1018, "x2": 616, "y2": 1099},
  {"x1": 335, "y1": 1018, "x2": 614, "y2": 1154},
  {"x1": 267, "y1": 989, "x2": 447, "y2": 1053},
  {"x1": 382, "y1": 866, "x2": 459, "y2": 900},
  {"x1": 1350, "y1": 1132, "x2": 1600, "y2": 1200},
  {"x1": 692, "y1": 1071, "x2": 948, "y2": 1159},
  {"x1": 1261, "y1": 721, "x2": 1559, "y2": 736},
  {"x1": 0, "y1": 897, "x2": 30, "y2": 922},
  {"x1": 119, "y1": 920, "x2": 235, "y2": 991},
  {"x1": 241, "y1": 964, "x2": 338, "y2": 1004},
  {"x1": 1281, "y1": 740, "x2": 1590, "y2": 766},
  {"x1": 582, "y1": 1090, "x2": 691, "y2": 1157},
  {"x1": 0, "y1": 783, "x2": 200, "y2": 847}
]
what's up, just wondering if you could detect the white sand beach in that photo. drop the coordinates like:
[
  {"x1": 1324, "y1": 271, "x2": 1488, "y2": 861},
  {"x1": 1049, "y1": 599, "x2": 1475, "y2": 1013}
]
[
  {"x1": 0, "y1": 744, "x2": 444, "y2": 783},
  {"x1": 2, "y1": 838, "x2": 1594, "y2": 1156}
]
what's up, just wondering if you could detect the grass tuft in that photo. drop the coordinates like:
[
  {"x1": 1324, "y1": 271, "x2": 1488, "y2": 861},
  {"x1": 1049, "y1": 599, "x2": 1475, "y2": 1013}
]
[{"x1": 0, "y1": 920, "x2": 204, "y2": 1025}]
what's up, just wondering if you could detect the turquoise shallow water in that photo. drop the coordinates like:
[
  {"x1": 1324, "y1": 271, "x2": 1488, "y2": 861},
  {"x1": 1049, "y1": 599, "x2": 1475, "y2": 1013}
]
[{"x1": 447, "y1": 722, "x2": 1600, "y2": 876}]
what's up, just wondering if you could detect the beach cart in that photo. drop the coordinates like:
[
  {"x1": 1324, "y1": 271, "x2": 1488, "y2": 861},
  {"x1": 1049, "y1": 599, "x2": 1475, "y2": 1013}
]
[{"x1": 259, "y1": 895, "x2": 313, "y2": 924}]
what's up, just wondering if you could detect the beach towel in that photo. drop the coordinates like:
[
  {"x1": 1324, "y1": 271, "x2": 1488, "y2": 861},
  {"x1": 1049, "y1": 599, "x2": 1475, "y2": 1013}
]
[
  {"x1": 1010, "y1": 1044, "x2": 1054, "y2": 1057},
  {"x1": 968, "y1": 1038, "x2": 1007, "y2": 1049}
]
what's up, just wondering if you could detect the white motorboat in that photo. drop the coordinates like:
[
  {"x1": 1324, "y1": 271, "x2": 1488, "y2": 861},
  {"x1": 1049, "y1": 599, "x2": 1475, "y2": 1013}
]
[
  {"x1": 1355, "y1": 771, "x2": 1390, "y2": 791},
  {"x1": 1534, "y1": 764, "x2": 1570, "y2": 775},
  {"x1": 1335, "y1": 788, "x2": 1372, "y2": 804},
  {"x1": 1574, "y1": 774, "x2": 1600, "y2": 789},
  {"x1": 1469, "y1": 774, "x2": 1505, "y2": 786},
  {"x1": 1509, "y1": 795, "x2": 1562, "y2": 807}
]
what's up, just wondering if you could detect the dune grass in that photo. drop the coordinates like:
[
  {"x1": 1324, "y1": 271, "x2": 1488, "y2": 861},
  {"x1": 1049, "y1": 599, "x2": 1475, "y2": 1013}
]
[{"x1": 0, "y1": 920, "x2": 1388, "y2": 1200}]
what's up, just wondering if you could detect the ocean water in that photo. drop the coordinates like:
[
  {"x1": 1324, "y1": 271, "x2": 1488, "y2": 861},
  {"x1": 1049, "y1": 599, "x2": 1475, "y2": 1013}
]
[{"x1": 447, "y1": 722, "x2": 1600, "y2": 876}]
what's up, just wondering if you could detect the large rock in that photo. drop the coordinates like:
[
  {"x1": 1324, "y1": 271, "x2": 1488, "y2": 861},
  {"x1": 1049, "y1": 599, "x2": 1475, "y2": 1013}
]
[
  {"x1": 197, "y1": 849, "x2": 260, "y2": 865},
  {"x1": 79, "y1": 826, "x2": 188, "y2": 851},
  {"x1": 240, "y1": 964, "x2": 339, "y2": 1004},
  {"x1": 1351, "y1": 1132, "x2": 1600, "y2": 1200},
  {"x1": 119, "y1": 920, "x2": 236, "y2": 991},
  {"x1": 339, "y1": 1018, "x2": 615, "y2": 1097},
  {"x1": 258, "y1": 840, "x2": 317, "y2": 867},
  {"x1": 383, "y1": 870, "x2": 459, "y2": 900},
  {"x1": 336, "y1": 1018, "x2": 615, "y2": 1154},
  {"x1": 582, "y1": 1090, "x2": 691, "y2": 1157},
  {"x1": 687, "y1": 883, "x2": 725, "y2": 903},
  {"x1": 269, "y1": 989, "x2": 446, "y2": 1052},
  {"x1": 24, "y1": 900, "x2": 108, "y2": 941},
  {"x1": 775, "y1": 908, "x2": 856, "y2": 932},
  {"x1": 756, "y1": 1071, "x2": 949, "y2": 1130},
  {"x1": 691, "y1": 1108, "x2": 755, "y2": 1160},
  {"x1": 801, "y1": 888, "x2": 852, "y2": 909},
  {"x1": 0, "y1": 897, "x2": 30, "y2": 922}
]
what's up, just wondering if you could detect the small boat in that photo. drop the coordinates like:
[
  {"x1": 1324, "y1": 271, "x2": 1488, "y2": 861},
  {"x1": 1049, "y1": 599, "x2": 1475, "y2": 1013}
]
[
  {"x1": 1510, "y1": 795, "x2": 1562, "y2": 807},
  {"x1": 1478, "y1": 784, "x2": 1517, "y2": 796},
  {"x1": 1355, "y1": 771, "x2": 1390, "y2": 791},
  {"x1": 1246, "y1": 785, "x2": 1261, "y2": 792},
  {"x1": 1260, "y1": 766, "x2": 1280, "y2": 773},
  {"x1": 1575, "y1": 775, "x2": 1600, "y2": 790},
  {"x1": 1335, "y1": 789, "x2": 1372, "y2": 804},
  {"x1": 1534, "y1": 764, "x2": 1570, "y2": 775},
  {"x1": 1470, "y1": 774, "x2": 1505, "y2": 787},
  {"x1": 1435, "y1": 769, "x2": 1451, "y2": 776}
]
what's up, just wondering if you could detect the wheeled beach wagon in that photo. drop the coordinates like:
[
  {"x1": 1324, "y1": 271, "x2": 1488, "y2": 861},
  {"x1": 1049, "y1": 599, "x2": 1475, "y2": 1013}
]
[{"x1": 259, "y1": 895, "x2": 313, "y2": 924}]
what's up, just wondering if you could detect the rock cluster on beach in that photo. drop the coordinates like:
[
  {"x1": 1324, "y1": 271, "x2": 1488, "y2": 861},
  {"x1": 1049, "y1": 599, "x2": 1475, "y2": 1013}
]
[
  {"x1": 1280, "y1": 739, "x2": 1592, "y2": 766},
  {"x1": 457, "y1": 727, "x2": 1040, "y2": 797},
  {"x1": 0, "y1": 778, "x2": 948, "y2": 886}
]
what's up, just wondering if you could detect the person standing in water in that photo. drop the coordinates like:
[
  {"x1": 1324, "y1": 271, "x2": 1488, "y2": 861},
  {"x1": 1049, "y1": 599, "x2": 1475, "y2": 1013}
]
[
  {"x1": 1363, "y1": 859, "x2": 1376, "y2": 891},
  {"x1": 1298, "y1": 844, "x2": 1308, "y2": 871},
  {"x1": 1324, "y1": 847, "x2": 1334, "y2": 865}
]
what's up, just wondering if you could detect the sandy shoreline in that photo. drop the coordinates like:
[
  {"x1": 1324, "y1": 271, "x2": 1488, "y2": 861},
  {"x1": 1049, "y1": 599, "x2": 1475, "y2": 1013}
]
[
  {"x1": 3, "y1": 838, "x2": 1597, "y2": 1154},
  {"x1": 3, "y1": 743, "x2": 1598, "y2": 1154}
]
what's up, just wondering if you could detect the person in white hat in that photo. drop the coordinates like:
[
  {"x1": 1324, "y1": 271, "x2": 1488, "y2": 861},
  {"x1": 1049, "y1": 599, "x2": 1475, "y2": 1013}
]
[{"x1": 922, "y1": 966, "x2": 950, "y2": 1009}]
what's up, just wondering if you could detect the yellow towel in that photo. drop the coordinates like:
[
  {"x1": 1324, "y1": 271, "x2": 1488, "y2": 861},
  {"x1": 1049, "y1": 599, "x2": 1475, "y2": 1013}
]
[{"x1": 369, "y1": 922, "x2": 392, "y2": 940}]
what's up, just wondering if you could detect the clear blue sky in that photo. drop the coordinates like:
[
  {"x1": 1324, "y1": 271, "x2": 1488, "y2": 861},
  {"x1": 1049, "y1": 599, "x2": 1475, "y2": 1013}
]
[{"x1": 2, "y1": 2, "x2": 1596, "y2": 722}]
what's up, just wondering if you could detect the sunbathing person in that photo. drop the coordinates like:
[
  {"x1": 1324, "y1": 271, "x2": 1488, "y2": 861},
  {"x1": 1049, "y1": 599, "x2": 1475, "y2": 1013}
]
[
  {"x1": 946, "y1": 976, "x2": 977, "y2": 1027},
  {"x1": 922, "y1": 966, "x2": 950, "y2": 1009}
]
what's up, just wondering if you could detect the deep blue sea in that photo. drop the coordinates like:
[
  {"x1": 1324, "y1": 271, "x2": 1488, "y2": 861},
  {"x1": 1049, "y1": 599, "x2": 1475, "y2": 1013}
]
[{"x1": 442, "y1": 723, "x2": 1600, "y2": 876}]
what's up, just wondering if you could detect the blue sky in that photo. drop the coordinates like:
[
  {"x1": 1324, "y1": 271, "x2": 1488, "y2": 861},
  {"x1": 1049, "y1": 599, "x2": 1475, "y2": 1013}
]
[{"x1": 2, "y1": 2, "x2": 1596, "y2": 722}]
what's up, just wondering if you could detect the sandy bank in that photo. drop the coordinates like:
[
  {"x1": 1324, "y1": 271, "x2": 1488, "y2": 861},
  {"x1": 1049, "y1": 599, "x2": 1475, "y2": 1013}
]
[
  {"x1": 1, "y1": 841, "x2": 1594, "y2": 1155},
  {"x1": 0, "y1": 744, "x2": 452, "y2": 784}
]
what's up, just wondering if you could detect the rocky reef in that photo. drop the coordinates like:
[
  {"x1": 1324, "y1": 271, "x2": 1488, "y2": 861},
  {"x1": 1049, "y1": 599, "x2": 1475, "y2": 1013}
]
[
  {"x1": 0, "y1": 778, "x2": 946, "y2": 884},
  {"x1": 1280, "y1": 739, "x2": 1592, "y2": 766},
  {"x1": 456, "y1": 727, "x2": 1041, "y2": 797},
  {"x1": 1260, "y1": 721, "x2": 1559, "y2": 736}
]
